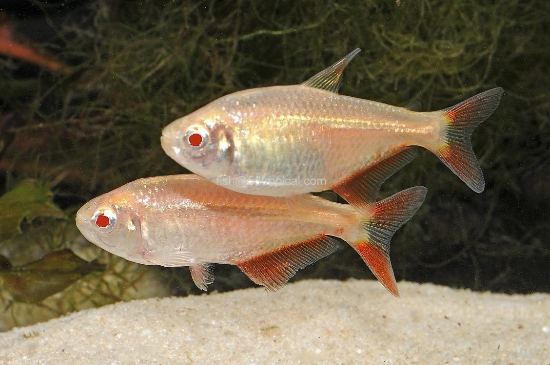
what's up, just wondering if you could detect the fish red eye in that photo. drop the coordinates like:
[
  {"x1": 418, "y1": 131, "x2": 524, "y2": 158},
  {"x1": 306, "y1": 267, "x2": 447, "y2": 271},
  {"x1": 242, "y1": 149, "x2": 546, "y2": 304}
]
[
  {"x1": 188, "y1": 133, "x2": 203, "y2": 147},
  {"x1": 184, "y1": 125, "x2": 209, "y2": 150},
  {"x1": 92, "y1": 208, "x2": 117, "y2": 231},
  {"x1": 95, "y1": 213, "x2": 110, "y2": 228}
]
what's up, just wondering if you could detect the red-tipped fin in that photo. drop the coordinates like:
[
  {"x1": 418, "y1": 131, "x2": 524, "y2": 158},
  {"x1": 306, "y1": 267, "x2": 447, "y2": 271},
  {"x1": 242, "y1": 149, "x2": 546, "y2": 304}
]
[
  {"x1": 236, "y1": 236, "x2": 340, "y2": 291},
  {"x1": 353, "y1": 186, "x2": 427, "y2": 296},
  {"x1": 437, "y1": 87, "x2": 504, "y2": 193},
  {"x1": 332, "y1": 147, "x2": 418, "y2": 212},
  {"x1": 354, "y1": 243, "x2": 399, "y2": 296}
]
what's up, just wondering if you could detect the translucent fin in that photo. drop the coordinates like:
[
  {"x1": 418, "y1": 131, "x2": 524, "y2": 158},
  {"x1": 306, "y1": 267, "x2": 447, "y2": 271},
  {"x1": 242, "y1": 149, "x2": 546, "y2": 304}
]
[
  {"x1": 301, "y1": 48, "x2": 361, "y2": 93},
  {"x1": 236, "y1": 236, "x2": 340, "y2": 291},
  {"x1": 332, "y1": 147, "x2": 418, "y2": 212},
  {"x1": 404, "y1": 100, "x2": 423, "y2": 112},
  {"x1": 143, "y1": 249, "x2": 192, "y2": 267},
  {"x1": 189, "y1": 263, "x2": 214, "y2": 291},
  {"x1": 353, "y1": 186, "x2": 427, "y2": 296},
  {"x1": 436, "y1": 87, "x2": 504, "y2": 193}
]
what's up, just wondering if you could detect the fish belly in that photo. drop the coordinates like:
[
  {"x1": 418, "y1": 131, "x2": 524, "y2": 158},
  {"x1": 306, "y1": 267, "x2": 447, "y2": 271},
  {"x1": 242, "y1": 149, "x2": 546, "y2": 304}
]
[
  {"x1": 137, "y1": 176, "x2": 356, "y2": 265},
  {"x1": 146, "y1": 208, "x2": 346, "y2": 265}
]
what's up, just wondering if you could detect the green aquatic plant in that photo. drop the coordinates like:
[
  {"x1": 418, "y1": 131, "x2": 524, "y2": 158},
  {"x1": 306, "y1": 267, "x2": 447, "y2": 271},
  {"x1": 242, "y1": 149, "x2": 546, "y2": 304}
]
[
  {"x1": 0, "y1": 249, "x2": 103, "y2": 304},
  {"x1": 0, "y1": 216, "x2": 170, "y2": 331},
  {"x1": 0, "y1": 179, "x2": 65, "y2": 241},
  {"x1": 0, "y1": 180, "x2": 169, "y2": 330}
]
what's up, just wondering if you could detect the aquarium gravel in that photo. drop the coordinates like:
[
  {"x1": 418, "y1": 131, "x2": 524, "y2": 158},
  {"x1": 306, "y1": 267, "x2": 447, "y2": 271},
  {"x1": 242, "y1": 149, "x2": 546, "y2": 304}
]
[{"x1": 0, "y1": 280, "x2": 548, "y2": 364}]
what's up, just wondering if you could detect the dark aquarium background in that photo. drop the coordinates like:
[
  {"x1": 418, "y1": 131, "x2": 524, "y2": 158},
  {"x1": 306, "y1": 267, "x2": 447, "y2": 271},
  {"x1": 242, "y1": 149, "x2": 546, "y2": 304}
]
[{"x1": 0, "y1": 0, "x2": 548, "y2": 330}]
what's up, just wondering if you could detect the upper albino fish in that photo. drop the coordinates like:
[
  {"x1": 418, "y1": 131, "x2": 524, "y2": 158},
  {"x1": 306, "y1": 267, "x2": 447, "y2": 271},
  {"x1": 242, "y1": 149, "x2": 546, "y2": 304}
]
[
  {"x1": 161, "y1": 48, "x2": 503, "y2": 203},
  {"x1": 76, "y1": 154, "x2": 425, "y2": 296}
]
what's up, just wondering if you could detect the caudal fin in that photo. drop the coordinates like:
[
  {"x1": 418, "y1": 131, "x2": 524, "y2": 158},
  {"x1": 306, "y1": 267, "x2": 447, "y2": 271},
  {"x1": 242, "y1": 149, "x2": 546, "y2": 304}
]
[
  {"x1": 352, "y1": 186, "x2": 427, "y2": 296},
  {"x1": 435, "y1": 87, "x2": 504, "y2": 193}
]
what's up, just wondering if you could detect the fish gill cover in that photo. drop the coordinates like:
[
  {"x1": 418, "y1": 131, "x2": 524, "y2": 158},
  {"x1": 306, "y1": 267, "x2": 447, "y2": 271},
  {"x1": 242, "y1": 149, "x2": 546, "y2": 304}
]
[{"x1": 0, "y1": 0, "x2": 548, "y2": 330}]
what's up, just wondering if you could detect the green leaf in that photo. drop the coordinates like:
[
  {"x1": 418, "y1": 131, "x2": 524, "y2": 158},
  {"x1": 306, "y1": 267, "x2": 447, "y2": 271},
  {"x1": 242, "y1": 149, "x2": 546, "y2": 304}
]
[
  {"x1": 0, "y1": 179, "x2": 66, "y2": 241},
  {"x1": 0, "y1": 249, "x2": 104, "y2": 304}
]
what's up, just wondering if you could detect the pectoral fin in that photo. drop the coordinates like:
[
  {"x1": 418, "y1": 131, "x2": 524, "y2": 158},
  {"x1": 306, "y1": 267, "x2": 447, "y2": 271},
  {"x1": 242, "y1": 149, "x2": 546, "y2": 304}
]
[
  {"x1": 143, "y1": 249, "x2": 192, "y2": 267},
  {"x1": 236, "y1": 235, "x2": 340, "y2": 291}
]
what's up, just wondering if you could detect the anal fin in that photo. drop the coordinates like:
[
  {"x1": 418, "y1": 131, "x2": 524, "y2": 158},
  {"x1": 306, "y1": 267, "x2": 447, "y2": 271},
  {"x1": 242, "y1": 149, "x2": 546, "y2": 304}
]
[
  {"x1": 332, "y1": 147, "x2": 418, "y2": 212},
  {"x1": 236, "y1": 236, "x2": 340, "y2": 291}
]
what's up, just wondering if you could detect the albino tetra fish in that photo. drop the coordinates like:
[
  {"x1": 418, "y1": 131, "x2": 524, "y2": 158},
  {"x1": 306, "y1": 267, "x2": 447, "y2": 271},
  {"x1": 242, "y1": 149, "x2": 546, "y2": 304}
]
[
  {"x1": 161, "y1": 48, "x2": 503, "y2": 202},
  {"x1": 76, "y1": 159, "x2": 426, "y2": 295}
]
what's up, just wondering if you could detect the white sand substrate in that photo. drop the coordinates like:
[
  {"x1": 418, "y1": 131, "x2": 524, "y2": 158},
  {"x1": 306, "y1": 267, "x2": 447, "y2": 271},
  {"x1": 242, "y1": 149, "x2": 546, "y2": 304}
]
[{"x1": 0, "y1": 280, "x2": 548, "y2": 364}]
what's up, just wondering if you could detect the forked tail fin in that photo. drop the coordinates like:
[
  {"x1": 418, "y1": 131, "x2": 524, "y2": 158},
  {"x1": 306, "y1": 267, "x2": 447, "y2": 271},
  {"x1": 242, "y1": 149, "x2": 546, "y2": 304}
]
[
  {"x1": 435, "y1": 87, "x2": 504, "y2": 193},
  {"x1": 352, "y1": 186, "x2": 427, "y2": 296}
]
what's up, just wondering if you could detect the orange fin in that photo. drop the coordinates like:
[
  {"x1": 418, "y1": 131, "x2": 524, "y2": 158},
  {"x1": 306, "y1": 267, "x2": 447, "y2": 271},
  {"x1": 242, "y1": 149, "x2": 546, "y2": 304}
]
[
  {"x1": 436, "y1": 87, "x2": 504, "y2": 193},
  {"x1": 354, "y1": 243, "x2": 399, "y2": 295},
  {"x1": 301, "y1": 48, "x2": 361, "y2": 93},
  {"x1": 354, "y1": 186, "x2": 427, "y2": 296},
  {"x1": 0, "y1": 14, "x2": 69, "y2": 74},
  {"x1": 189, "y1": 263, "x2": 214, "y2": 291},
  {"x1": 236, "y1": 236, "x2": 340, "y2": 291},
  {"x1": 332, "y1": 147, "x2": 418, "y2": 212}
]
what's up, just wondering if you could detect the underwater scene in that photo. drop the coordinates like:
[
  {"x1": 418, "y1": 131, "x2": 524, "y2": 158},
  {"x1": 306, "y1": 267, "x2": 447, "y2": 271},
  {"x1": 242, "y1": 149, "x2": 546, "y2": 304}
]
[{"x1": 0, "y1": 0, "x2": 548, "y2": 363}]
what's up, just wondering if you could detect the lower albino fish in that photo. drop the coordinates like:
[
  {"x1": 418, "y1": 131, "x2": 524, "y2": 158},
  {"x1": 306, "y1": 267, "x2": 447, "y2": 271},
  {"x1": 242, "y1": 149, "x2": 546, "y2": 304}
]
[
  {"x1": 76, "y1": 157, "x2": 426, "y2": 296},
  {"x1": 161, "y1": 48, "x2": 503, "y2": 202}
]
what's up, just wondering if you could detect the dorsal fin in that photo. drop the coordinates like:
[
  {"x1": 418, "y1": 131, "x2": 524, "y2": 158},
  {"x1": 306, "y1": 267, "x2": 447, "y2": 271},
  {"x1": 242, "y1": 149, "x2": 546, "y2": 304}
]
[
  {"x1": 236, "y1": 236, "x2": 340, "y2": 291},
  {"x1": 301, "y1": 48, "x2": 361, "y2": 93},
  {"x1": 332, "y1": 147, "x2": 418, "y2": 213}
]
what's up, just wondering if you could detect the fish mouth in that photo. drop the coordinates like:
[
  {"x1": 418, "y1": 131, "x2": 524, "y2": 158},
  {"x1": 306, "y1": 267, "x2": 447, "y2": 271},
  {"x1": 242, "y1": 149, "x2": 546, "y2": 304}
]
[
  {"x1": 160, "y1": 134, "x2": 180, "y2": 160},
  {"x1": 160, "y1": 134, "x2": 172, "y2": 151},
  {"x1": 75, "y1": 213, "x2": 99, "y2": 246},
  {"x1": 75, "y1": 210, "x2": 117, "y2": 249},
  {"x1": 75, "y1": 213, "x2": 86, "y2": 235}
]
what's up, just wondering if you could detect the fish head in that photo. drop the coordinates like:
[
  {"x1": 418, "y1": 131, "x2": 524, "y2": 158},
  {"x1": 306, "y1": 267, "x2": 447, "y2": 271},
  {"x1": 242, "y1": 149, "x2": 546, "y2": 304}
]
[
  {"x1": 161, "y1": 105, "x2": 234, "y2": 182},
  {"x1": 76, "y1": 192, "x2": 152, "y2": 265}
]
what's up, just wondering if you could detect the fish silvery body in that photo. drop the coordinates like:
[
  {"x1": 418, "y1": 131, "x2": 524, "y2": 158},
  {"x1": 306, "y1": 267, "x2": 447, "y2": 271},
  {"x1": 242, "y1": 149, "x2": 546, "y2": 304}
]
[
  {"x1": 161, "y1": 48, "x2": 503, "y2": 201},
  {"x1": 76, "y1": 155, "x2": 426, "y2": 295}
]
